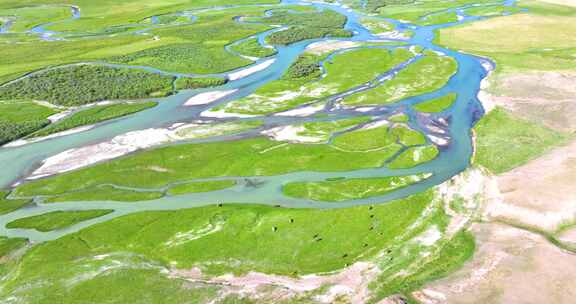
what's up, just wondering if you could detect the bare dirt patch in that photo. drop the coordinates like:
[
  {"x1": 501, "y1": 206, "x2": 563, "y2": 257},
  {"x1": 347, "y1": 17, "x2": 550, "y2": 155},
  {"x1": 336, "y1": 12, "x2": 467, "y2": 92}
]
[
  {"x1": 414, "y1": 222, "x2": 576, "y2": 304},
  {"x1": 489, "y1": 140, "x2": 576, "y2": 231},
  {"x1": 538, "y1": 0, "x2": 576, "y2": 7},
  {"x1": 485, "y1": 72, "x2": 576, "y2": 132}
]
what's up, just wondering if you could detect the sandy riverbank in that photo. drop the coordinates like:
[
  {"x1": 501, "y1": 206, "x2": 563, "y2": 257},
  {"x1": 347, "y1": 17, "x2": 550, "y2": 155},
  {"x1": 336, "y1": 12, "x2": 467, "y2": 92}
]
[
  {"x1": 184, "y1": 89, "x2": 238, "y2": 106},
  {"x1": 274, "y1": 103, "x2": 325, "y2": 117},
  {"x1": 304, "y1": 40, "x2": 361, "y2": 55},
  {"x1": 408, "y1": 139, "x2": 576, "y2": 303},
  {"x1": 228, "y1": 59, "x2": 275, "y2": 81},
  {"x1": 477, "y1": 71, "x2": 576, "y2": 132}
]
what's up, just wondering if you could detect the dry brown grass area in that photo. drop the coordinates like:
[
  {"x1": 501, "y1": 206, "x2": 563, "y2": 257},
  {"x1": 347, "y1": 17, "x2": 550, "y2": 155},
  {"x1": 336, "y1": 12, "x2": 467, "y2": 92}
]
[
  {"x1": 486, "y1": 72, "x2": 576, "y2": 132},
  {"x1": 413, "y1": 223, "x2": 576, "y2": 304}
]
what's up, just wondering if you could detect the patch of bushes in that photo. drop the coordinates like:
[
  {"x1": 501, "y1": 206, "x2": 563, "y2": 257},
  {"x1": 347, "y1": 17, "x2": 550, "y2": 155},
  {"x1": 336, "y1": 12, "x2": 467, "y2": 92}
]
[
  {"x1": 263, "y1": 10, "x2": 352, "y2": 45},
  {"x1": 0, "y1": 65, "x2": 175, "y2": 106},
  {"x1": 365, "y1": 0, "x2": 415, "y2": 12},
  {"x1": 229, "y1": 37, "x2": 277, "y2": 58},
  {"x1": 0, "y1": 119, "x2": 50, "y2": 146},
  {"x1": 174, "y1": 77, "x2": 228, "y2": 90},
  {"x1": 108, "y1": 43, "x2": 252, "y2": 74},
  {"x1": 6, "y1": 210, "x2": 114, "y2": 232},
  {"x1": 31, "y1": 102, "x2": 158, "y2": 138},
  {"x1": 283, "y1": 54, "x2": 322, "y2": 80}
]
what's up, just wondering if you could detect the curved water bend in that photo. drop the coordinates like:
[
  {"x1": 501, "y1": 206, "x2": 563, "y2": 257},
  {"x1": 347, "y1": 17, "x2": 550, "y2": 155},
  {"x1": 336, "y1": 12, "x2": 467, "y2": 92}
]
[{"x1": 0, "y1": 0, "x2": 501, "y2": 241}]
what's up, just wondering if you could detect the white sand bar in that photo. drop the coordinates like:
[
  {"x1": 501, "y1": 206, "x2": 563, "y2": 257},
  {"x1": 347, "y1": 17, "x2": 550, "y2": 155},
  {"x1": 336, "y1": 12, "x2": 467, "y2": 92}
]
[
  {"x1": 184, "y1": 89, "x2": 238, "y2": 106},
  {"x1": 228, "y1": 59, "x2": 275, "y2": 81}
]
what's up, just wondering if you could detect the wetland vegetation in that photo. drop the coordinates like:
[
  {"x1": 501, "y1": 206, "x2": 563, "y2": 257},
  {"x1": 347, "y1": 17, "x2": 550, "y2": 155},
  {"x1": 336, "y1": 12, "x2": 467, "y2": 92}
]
[
  {"x1": 6, "y1": 210, "x2": 114, "y2": 232},
  {"x1": 31, "y1": 102, "x2": 158, "y2": 138},
  {"x1": 0, "y1": 65, "x2": 174, "y2": 106}
]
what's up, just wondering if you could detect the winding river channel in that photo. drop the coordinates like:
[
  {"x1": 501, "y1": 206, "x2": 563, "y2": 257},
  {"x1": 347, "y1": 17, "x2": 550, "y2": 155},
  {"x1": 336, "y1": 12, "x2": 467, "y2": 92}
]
[{"x1": 0, "y1": 0, "x2": 513, "y2": 241}]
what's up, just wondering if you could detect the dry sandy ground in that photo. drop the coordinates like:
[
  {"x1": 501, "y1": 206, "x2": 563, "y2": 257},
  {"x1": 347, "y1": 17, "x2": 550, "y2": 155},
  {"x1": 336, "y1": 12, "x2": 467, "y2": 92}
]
[
  {"x1": 184, "y1": 90, "x2": 238, "y2": 106},
  {"x1": 304, "y1": 40, "x2": 360, "y2": 55},
  {"x1": 485, "y1": 72, "x2": 576, "y2": 132},
  {"x1": 539, "y1": 0, "x2": 576, "y2": 7},
  {"x1": 410, "y1": 140, "x2": 576, "y2": 303},
  {"x1": 489, "y1": 140, "x2": 576, "y2": 231},
  {"x1": 228, "y1": 59, "x2": 275, "y2": 81},
  {"x1": 413, "y1": 222, "x2": 576, "y2": 304},
  {"x1": 171, "y1": 262, "x2": 380, "y2": 304}
]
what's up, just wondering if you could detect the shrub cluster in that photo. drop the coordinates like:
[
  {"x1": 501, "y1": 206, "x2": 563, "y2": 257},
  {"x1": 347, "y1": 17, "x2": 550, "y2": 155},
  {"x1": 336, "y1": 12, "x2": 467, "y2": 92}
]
[
  {"x1": 264, "y1": 10, "x2": 352, "y2": 45},
  {"x1": 365, "y1": 0, "x2": 415, "y2": 12},
  {"x1": 174, "y1": 77, "x2": 228, "y2": 90},
  {"x1": 0, "y1": 65, "x2": 174, "y2": 106},
  {"x1": 229, "y1": 38, "x2": 277, "y2": 58},
  {"x1": 283, "y1": 54, "x2": 322, "y2": 80},
  {"x1": 0, "y1": 119, "x2": 49, "y2": 145}
]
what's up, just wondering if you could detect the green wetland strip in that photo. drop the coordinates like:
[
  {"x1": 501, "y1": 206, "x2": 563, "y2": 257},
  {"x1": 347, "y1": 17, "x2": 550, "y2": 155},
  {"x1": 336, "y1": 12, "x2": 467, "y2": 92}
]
[{"x1": 0, "y1": 0, "x2": 497, "y2": 237}]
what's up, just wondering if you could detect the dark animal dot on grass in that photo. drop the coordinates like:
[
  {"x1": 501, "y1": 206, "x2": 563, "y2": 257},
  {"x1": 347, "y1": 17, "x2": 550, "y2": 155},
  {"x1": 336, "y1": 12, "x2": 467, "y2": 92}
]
[{"x1": 342, "y1": 254, "x2": 348, "y2": 258}]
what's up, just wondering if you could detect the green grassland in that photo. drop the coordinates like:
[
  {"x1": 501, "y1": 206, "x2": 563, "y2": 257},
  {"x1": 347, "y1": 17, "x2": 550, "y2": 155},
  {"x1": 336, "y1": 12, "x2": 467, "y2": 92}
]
[
  {"x1": 219, "y1": 47, "x2": 415, "y2": 115},
  {"x1": 413, "y1": 93, "x2": 457, "y2": 112},
  {"x1": 372, "y1": 230, "x2": 475, "y2": 299},
  {"x1": 13, "y1": 120, "x2": 435, "y2": 199},
  {"x1": 417, "y1": 11, "x2": 459, "y2": 26},
  {"x1": 31, "y1": 102, "x2": 158, "y2": 138},
  {"x1": 0, "y1": 0, "x2": 279, "y2": 33},
  {"x1": 0, "y1": 236, "x2": 27, "y2": 258},
  {"x1": 332, "y1": 123, "x2": 426, "y2": 151},
  {"x1": 283, "y1": 173, "x2": 430, "y2": 202},
  {"x1": 344, "y1": 50, "x2": 457, "y2": 105},
  {"x1": 278, "y1": 117, "x2": 372, "y2": 143},
  {"x1": 0, "y1": 191, "x2": 30, "y2": 215},
  {"x1": 168, "y1": 180, "x2": 237, "y2": 196},
  {"x1": 0, "y1": 184, "x2": 477, "y2": 303},
  {"x1": 0, "y1": 5, "x2": 71, "y2": 32},
  {"x1": 0, "y1": 65, "x2": 174, "y2": 106},
  {"x1": 6, "y1": 210, "x2": 114, "y2": 232},
  {"x1": 174, "y1": 121, "x2": 263, "y2": 140},
  {"x1": 44, "y1": 185, "x2": 165, "y2": 203},
  {"x1": 0, "y1": 100, "x2": 57, "y2": 145},
  {"x1": 437, "y1": 0, "x2": 576, "y2": 72},
  {"x1": 13, "y1": 136, "x2": 404, "y2": 197},
  {"x1": 464, "y1": 5, "x2": 523, "y2": 17},
  {"x1": 361, "y1": 18, "x2": 395, "y2": 34},
  {"x1": 105, "y1": 6, "x2": 281, "y2": 74},
  {"x1": 0, "y1": 100, "x2": 58, "y2": 123},
  {"x1": 229, "y1": 37, "x2": 277, "y2": 58},
  {"x1": 372, "y1": 0, "x2": 495, "y2": 24},
  {"x1": 0, "y1": 190, "x2": 433, "y2": 295},
  {"x1": 0, "y1": 3, "x2": 277, "y2": 83},
  {"x1": 473, "y1": 107, "x2": 570, "y2": 174},
  {"x1": 389, "y1": 113, "x2": 409, "y2": 123},
  {"x1": 388, "y1": 145, "x2": 439, "y2": 169}
]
